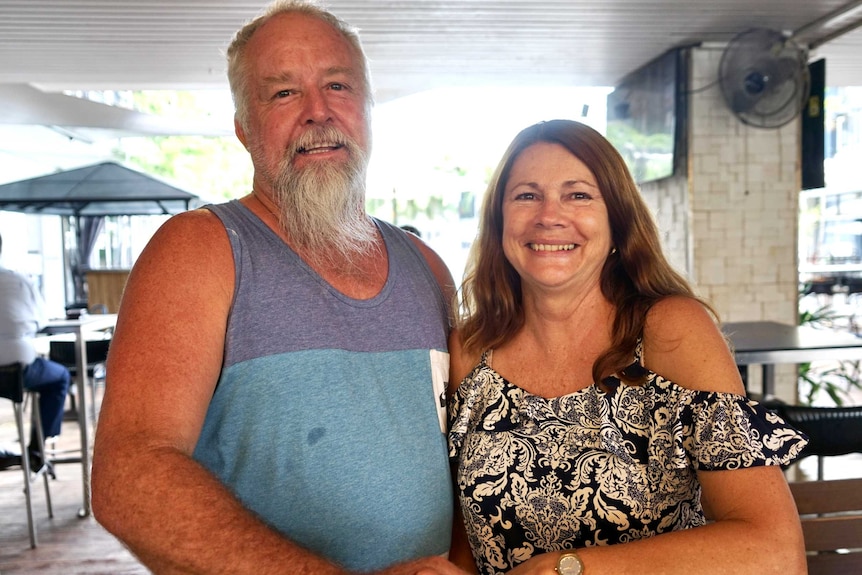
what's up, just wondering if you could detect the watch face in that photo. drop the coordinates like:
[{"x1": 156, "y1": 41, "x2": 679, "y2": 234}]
[{"x1": 558, "y1": 554, "x2": 583, "y2": 575}]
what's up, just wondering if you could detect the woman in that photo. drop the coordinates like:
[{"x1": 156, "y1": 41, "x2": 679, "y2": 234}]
[{"x1": 447, "y1": 120, "x2": 808, "y2": 575}]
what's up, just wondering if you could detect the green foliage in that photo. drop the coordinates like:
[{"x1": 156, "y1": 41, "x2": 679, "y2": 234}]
[
  {"x1": 798, "y1": 299, "x2": 862, "y2": 406},
  {"x1": 799, "y1": 302, "x2": 844, "y2": 327},
  {"x1": 121, "y1": 135, "x2": 252, "y2": 201},
  {"x1": 117, "y1": 91, "x2": 253, "y2": 201},
  {"x1": 606, "y1": 121, "x2": 673, "y2": 182},
  {"x1": 798, "y1": 360, "x2": 862, "y2": 406}
]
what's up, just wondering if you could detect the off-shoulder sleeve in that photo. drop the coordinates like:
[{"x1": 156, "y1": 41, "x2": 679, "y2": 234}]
[{"x1": 678, "y1": 391, "x2": 809, "y2": 470}]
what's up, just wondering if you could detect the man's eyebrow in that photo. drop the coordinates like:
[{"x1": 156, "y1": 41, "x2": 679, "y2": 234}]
[
  {"x1": 260, "y1": 72, "x2": 296, "y2": 87},
  {"x1": 324, "y1": 66, "x2": 355, "y2": 77},
  {"x1": 260, "y1": 67, "x2": 358, "y2": 86}
]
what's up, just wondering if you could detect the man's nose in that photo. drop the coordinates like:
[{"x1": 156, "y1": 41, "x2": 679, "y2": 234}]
[{"x1": 302, "y1": 89, "x2": 332, "y2": 124}]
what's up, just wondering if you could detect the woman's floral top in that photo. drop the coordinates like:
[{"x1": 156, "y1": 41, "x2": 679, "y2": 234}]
[{"x1": 448, "y1": 348, "x2": 808, "y2": 575}]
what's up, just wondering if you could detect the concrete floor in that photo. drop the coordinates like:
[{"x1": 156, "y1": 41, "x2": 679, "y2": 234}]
[{"x1": 0, "y1": 393, "x2": 148, "y2": 574}]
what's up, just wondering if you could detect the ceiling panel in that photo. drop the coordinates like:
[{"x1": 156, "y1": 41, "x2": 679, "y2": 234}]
[{"x1": 0, "y1": 0, "x2": 859, "y2": 104}]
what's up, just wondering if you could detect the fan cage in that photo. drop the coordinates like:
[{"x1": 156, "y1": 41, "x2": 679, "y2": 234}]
[{"x1": 719, "y1": 27, "x2": 811, "y2": 129}]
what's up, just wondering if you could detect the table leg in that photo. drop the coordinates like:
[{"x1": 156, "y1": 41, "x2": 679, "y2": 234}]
[
  {"x1": 761, "y1": 364, "x2": 775, "y2": 398},
  {"x1": 73, "y1": 326, "x2": 91, "y2": 518},
  {"x1": 738, "y1": 365, "x2": 750, "y2": 394}
]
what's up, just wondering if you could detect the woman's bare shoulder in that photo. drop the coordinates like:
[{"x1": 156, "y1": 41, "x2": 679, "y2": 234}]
[
  {"x1": 448, "y1": 329, "x2": 483, "y2": 396},
  {"x1": 643, "y1": 296, "x2": 743, "y2": 394}
]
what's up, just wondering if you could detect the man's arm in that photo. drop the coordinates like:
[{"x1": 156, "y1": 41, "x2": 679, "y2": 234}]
[
  {"x1": 91, "y1": 209, "x2": 350, "y2": 574},
  {"x1": 407, "y1": 234, "x2": 457, "y2": 322},
  {"x1": 92, "y1": 208, "x2": 469, "y2": 575}
]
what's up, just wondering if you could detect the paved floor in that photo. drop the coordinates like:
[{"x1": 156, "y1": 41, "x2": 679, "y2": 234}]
[
  {"x1": 0, "y1": 394, "x2": 148, "y2": 574},
  {"x1": 0, "y1": 377, "x2": 859, "y2": 573}
]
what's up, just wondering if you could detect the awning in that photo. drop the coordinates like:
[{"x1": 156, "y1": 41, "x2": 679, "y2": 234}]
[{"x1": 0, "y1": 161, "x2": 200, "y2": 217}]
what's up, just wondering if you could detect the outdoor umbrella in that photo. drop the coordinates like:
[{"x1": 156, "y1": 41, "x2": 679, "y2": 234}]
[{"x1": 0, "y1": 161, "x2": 200, "y2": 305}]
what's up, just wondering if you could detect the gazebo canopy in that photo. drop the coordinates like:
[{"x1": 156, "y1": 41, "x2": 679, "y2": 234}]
[{"x1": 0, "y1": 161, "x2": 200, "y2": 217}]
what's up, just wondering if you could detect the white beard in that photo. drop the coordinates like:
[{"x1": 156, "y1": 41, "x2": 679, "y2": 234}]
[{"x1": 267, "y1": 126, "x2": 378, "y2": 270}]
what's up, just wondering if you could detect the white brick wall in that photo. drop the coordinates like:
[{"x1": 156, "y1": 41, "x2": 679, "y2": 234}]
[
  {"x1": 643, "y1": 47, "x2": 799, "y2": 325},
  {"x1": 641, "y1": 46, "x2": 801, "y2": 400}
]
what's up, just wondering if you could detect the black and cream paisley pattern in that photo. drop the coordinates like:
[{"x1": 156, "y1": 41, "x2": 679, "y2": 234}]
[{"x1": 448, "y1": 348, "x2": 808, "y2": 575}]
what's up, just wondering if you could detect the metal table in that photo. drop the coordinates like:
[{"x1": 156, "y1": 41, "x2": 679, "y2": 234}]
[
  {"x1": 722, "y1": 321, "x2": 862, "y2": 397},
  {"x1": 39, "y1": 314, "x2": 117, "y2": 517}
]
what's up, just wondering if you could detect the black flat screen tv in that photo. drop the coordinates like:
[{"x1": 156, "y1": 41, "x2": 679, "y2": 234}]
[{"x1": 606, "y1": 49, "x2": 686, "y2": 184}]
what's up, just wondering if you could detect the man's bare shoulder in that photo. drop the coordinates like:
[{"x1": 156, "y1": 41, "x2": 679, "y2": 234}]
[
  {"x1": 406, "y1": 232, "x2": 456, "y2": 306},
  {"x1": 154, "y1": 207, "x2": 225, "y2": 241},
  {"x1": 114, "y1": 207, "x2": 235, "y2": 318},
  {"x1": 125, "y1": 207, "x2": 234, "y2": 302},
  {"x1": 138, "y1": 208, "x2": 229, "y2": 263}
]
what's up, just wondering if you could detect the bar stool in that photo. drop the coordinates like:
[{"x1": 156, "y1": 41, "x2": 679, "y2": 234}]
[{"x1": 0, "y1": 362, "x2": 54, "y2": 548}]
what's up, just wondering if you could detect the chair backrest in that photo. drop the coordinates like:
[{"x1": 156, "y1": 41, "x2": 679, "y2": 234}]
[
  {"x1": 789, "y1": 478, "x2": 862, "y2": 574},
  {"x1": 0, "y1": 362, "x2": 25, "y2": 403},
  {"x1": 48, "y1": 338, "x2": 111, "y2": 368}
]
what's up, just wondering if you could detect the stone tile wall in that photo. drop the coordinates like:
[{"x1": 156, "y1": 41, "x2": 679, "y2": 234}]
[{"x1": 639, "y1": 46, "x2": 801, "y2": 400}]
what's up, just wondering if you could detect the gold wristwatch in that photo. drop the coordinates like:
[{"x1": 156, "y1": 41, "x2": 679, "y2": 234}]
[{"x1": 556, "y1": 552, "x2": 584, "y2": 575}]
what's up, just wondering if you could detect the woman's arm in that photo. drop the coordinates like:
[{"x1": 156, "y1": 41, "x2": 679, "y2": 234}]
[{"x1": 508, "y1": 464, "x2": 805, "y2": 574}]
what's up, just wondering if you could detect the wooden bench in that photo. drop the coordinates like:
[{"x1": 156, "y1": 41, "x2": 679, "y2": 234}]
[{"x1": 789, "y1": 477, "x2": 862, "y2": 574}]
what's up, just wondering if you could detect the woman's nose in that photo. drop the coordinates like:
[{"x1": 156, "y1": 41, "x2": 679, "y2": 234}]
[{"x1": 535, "y1": 198, "x2": 565, "y2": 227}]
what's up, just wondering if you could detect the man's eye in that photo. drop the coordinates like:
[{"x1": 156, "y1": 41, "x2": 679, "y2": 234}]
[
  {"x1": 275, "y1": 90, "x2": 293, "y2": 98},
  {"x1": 329, "y1": 83, "x2": 345, "y2": 91}
]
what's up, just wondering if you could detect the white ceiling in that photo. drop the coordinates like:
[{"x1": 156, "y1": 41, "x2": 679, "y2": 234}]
[{"x1": 0, "y1": 0, "x2": 860, "y2": 109}]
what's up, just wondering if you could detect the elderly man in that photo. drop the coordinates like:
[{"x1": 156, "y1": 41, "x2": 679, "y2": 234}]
[{"x1": 91, "y1": 2, "x2": 466, "y2": 574}]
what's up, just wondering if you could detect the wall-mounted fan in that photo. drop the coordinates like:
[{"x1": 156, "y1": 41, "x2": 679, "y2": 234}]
[{"x1": 718, "y1": 28, "x2": 810, "y2": 129}]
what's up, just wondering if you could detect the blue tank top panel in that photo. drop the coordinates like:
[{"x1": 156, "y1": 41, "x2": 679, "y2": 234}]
[{"x1": 192, "y1": 200, "x2": 452, "y2": 571}]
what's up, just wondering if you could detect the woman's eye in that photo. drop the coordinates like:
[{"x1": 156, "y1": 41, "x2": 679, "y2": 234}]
[
  {"x1": 572, "y1": 192, "x2": 591, "y2": 200},
  {"x1": 514, "y1": 192, "x2": 536, "y2": 201}
]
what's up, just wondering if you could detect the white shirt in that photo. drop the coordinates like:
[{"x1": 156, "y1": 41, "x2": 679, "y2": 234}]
[{"x1": 0, "y1": 265, "x2": 47, "y2": 365}]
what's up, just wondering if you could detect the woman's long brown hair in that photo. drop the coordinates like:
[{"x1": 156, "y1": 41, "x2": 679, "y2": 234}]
[{"x1": 457, "y1": 119, "x2": 714, "y2": 384}]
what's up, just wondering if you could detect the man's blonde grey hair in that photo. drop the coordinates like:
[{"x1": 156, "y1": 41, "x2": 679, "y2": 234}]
[{"x1": 226, "y1": 0, "x2": 373, "y2": 131}]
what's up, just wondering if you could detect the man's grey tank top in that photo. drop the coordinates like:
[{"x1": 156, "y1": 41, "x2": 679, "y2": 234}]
[{"x1": 193, "y1": 200, "x2": 452, "y2": 571}]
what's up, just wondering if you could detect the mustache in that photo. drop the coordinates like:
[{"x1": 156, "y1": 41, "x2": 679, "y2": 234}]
[{"x1": 290, "y1": 125, "x2": 353, "y2": 158}]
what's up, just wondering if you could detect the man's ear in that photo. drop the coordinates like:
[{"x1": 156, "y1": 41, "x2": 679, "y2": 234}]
[{"x1": 235, "y1": 117, "x2": 249, "y2": 150}]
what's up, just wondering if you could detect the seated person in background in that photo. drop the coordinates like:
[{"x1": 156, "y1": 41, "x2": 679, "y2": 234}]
[
  {"x1": 0, "y1": 232, "x2": 70, "y2": 470},
  {"x1": 447, "y1": 119, "x2": 809, "y2": 575},
  {"x1": 400, "y1": 224, "x2": 422, "y2": 237}
]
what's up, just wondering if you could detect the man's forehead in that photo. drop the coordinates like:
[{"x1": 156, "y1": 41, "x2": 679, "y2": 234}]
[
  {"x1": 248, "y1": 16, "x2": 357, "y2": 65},
  {"x1": 254, "y1": 12, "x2": 345, "y2": 47}
]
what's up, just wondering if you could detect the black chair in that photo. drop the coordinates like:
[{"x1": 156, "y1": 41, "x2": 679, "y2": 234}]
[
  {"x1": 49, "y1": 337, "x2": 111, "y2": 423},
  {"x1": 763, "y1": 399, "x2": 862, "y2": 480},
  {"x1": 0, "y1": 362, "x2": 54, "y2": 548}
]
